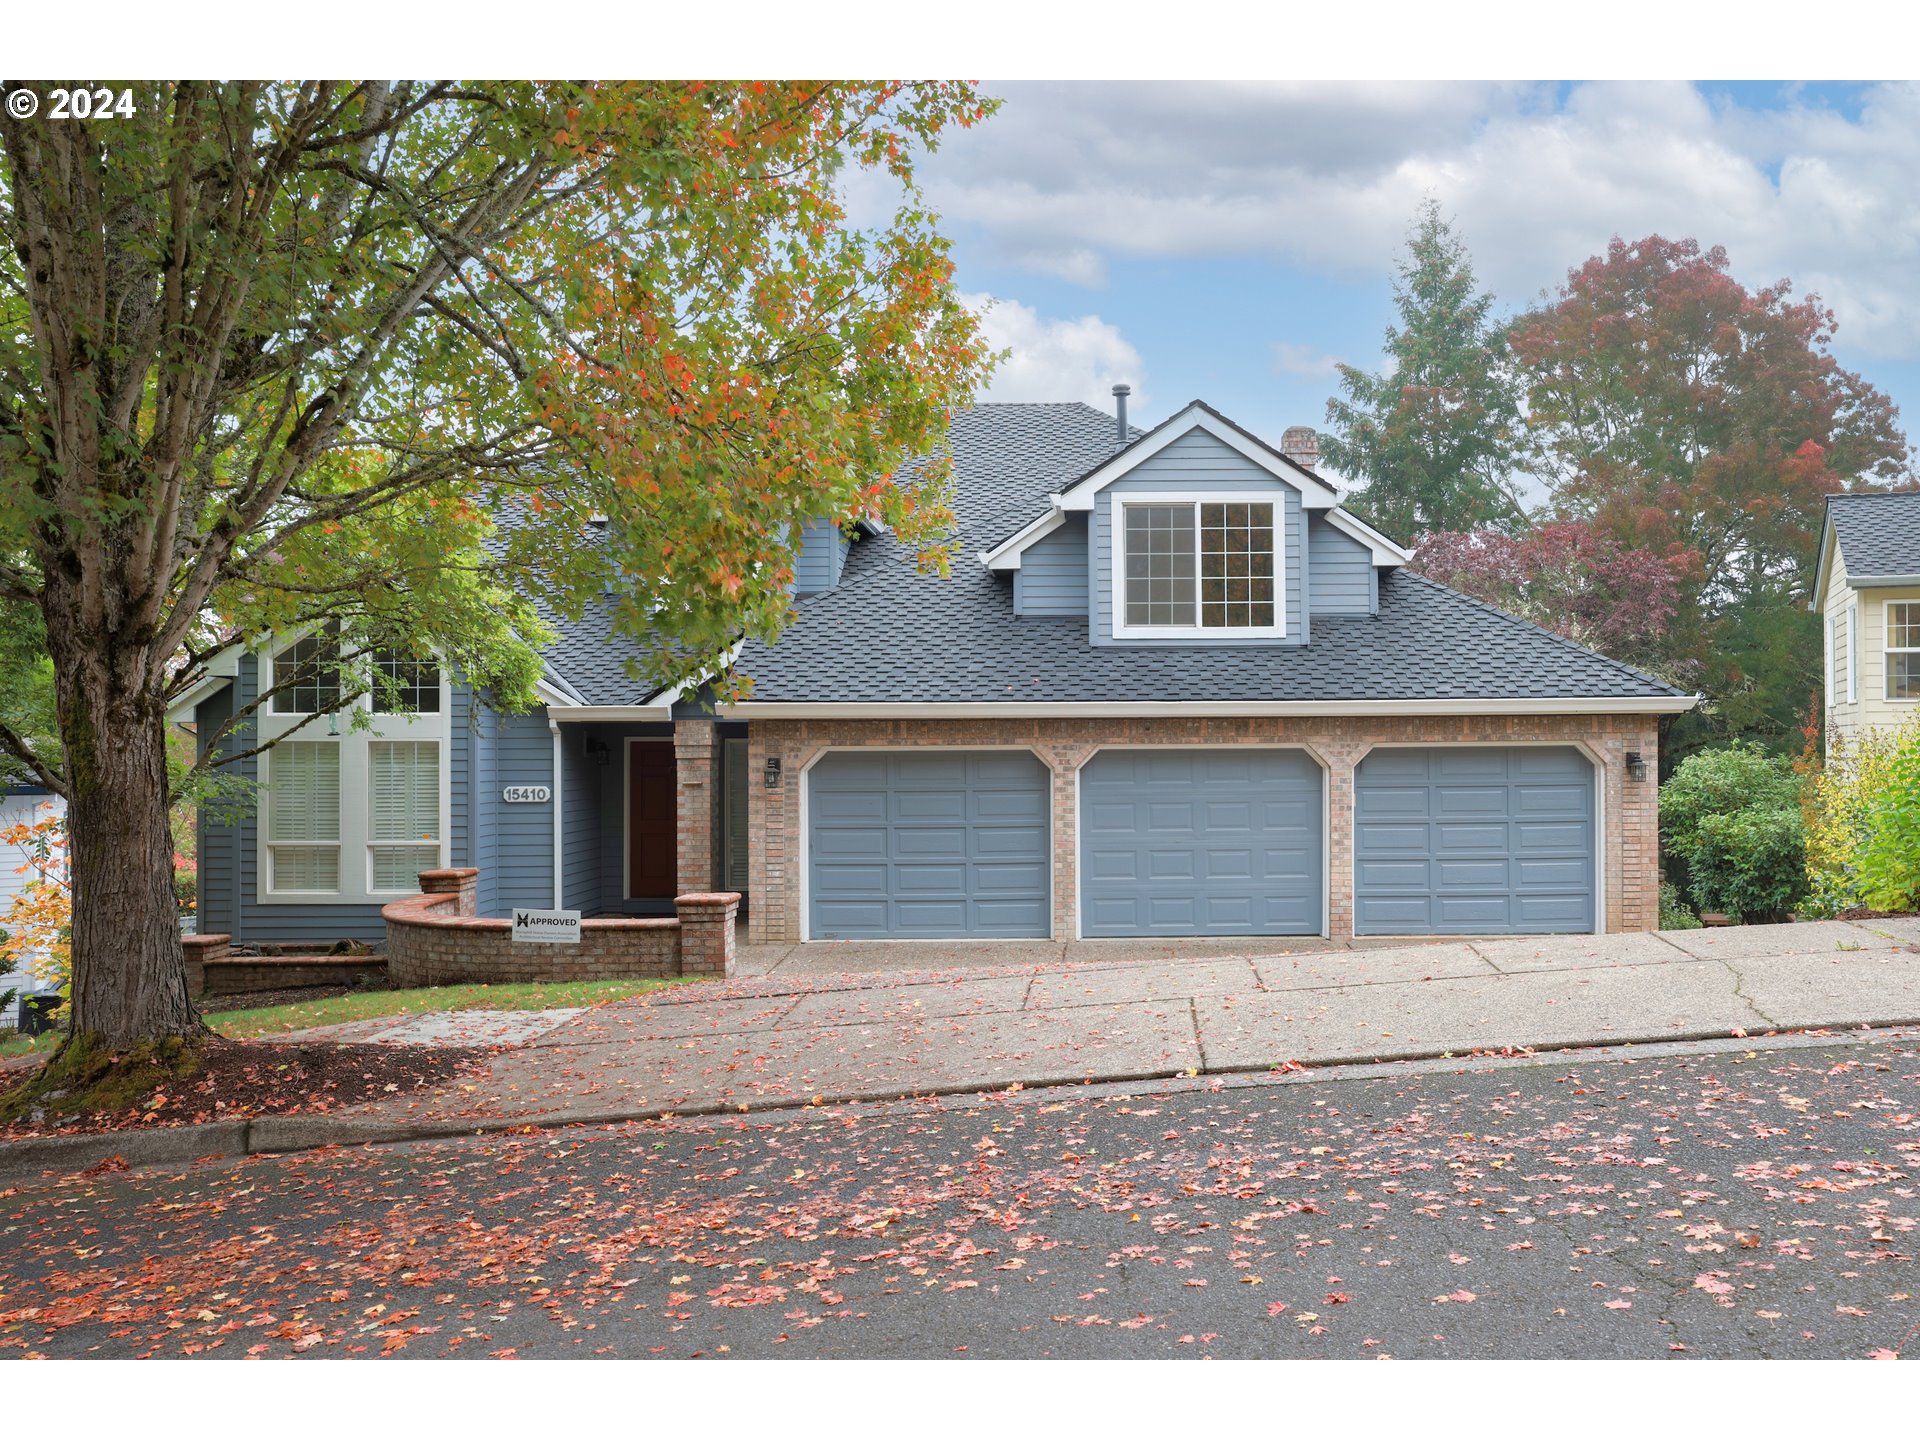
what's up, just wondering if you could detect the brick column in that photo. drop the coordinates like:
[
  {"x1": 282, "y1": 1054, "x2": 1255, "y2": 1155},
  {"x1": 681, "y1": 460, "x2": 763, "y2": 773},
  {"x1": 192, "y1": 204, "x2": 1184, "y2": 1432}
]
[
  {"x1": 675, "y1": 892, "x2": 740, "y2": 978},
  {"x1": 1041, "y1": 738, "x2": 1097, "y2": 941},
  {"x1": 675, "y1": 720, "x2": 719, "y2": 896},
  {"x1": 746, "y1": 723, "x2": 798, "y2": 944},
  {"x1": 418, "y1": 867, "x2": 479, "y2": 916},
  {"x1": 1319, "y1": 744, "x2": 1361, "y2": 942},
  {"x1": 181, "y1": 933, "x2": 231, "y2": 999}
]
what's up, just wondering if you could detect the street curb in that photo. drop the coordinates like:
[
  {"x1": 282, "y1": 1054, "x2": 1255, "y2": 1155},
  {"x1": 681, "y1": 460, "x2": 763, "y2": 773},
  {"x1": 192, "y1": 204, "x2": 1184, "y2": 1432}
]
[
  {"x1": 6, "y1": 1017, "x2": 1920, "y2": 1189},
  {"x1": 0, "y1": 1122, "x2": 250, "y2": 1183}
]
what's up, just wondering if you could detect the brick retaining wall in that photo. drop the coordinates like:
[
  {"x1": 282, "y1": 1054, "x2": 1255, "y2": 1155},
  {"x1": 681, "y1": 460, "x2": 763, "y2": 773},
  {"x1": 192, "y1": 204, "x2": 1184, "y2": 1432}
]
[{"x1": 381, "y1": 869, "x2": 738, "y2": 986}]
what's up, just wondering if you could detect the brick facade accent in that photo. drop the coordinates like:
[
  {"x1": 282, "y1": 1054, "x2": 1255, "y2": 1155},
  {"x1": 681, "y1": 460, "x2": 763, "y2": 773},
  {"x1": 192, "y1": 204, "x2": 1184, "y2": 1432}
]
[
  {"x1": 745, "y1": 715, "x2": 1661, "y2": 944},
  {"x1": 674, "y1": 720, "x2": 719, "y2": 895},
  {"x1": 181, "y1": 932, "x2": 386, "y2": 998},
  {"x1": 181, "y1": 932, "x2": 229, "y2": 998},
  {"x1": 675, "y1": 893, "x2": 741, "y2": 977},
  {"x1": 383, "y1": 867, "x2": 739, "y2": 985}
]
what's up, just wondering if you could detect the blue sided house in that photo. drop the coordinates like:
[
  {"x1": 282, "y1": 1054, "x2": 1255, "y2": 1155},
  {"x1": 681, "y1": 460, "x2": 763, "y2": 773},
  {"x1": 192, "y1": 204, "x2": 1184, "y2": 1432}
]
[{"x1": 176, "y1": 394, "x2": 1695, "y2": 953}]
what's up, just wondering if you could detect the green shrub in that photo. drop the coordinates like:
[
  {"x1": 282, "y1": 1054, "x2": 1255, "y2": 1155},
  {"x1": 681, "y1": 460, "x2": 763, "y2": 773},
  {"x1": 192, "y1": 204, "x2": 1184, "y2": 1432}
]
[
  {"x1": 1854, "y1": 724, "x2": 1920, "y2": 913},
  {"x1": 1803, "y1": 718, "x2": 1920, "y2": 917},
  {"x1": 1658, "y1": 880, "x2": 1701, "y2": 930},
  {"x1": 1660, "y1": 744, "x2": 1806, "y2": 923}
]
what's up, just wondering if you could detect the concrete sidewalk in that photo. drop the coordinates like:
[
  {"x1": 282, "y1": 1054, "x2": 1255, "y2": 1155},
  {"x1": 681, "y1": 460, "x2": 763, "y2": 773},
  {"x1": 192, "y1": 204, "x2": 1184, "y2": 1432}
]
[{"x1": 327, "y1": 916, "x2": 1920, "y2": 1132}]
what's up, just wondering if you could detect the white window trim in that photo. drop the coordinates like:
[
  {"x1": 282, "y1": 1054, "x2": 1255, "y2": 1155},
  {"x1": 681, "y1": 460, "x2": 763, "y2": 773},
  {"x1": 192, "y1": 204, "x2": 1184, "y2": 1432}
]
[
  {"x1": 1887, "y1": 599, "x2": 1920, "y2": 703},
  {"x1": 1847, "y1": 601, "x2": 1859, "y2": 704},
  {"x1": 255, "y1": 641, "x2": 453, "y2": 905},
  {"x1": 1110, "y1": 491, "x2": 1287, "y2": 641},
  {"x1": 1824, "y1": 611, "x2": 1835, "y2": 709}
]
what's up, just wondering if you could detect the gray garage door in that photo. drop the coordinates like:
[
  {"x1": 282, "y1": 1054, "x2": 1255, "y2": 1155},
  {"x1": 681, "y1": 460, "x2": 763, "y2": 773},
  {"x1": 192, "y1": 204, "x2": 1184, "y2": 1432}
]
[
  {"x1": 808, "y1": 751, "x2": 1050, "y2": 939},
  {"x1": 1080, "y1": 749, "x2": 1322, "y2": 937},
  {"x1": 1354, "y1": 746, "x2": 1595, "y2": 935}
]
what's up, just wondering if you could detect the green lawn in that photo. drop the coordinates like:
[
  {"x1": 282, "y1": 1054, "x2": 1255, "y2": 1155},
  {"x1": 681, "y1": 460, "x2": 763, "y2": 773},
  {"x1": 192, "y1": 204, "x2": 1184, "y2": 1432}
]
[{"x1": 0, "y1": 977, "x2": 686, "y2": 1056}]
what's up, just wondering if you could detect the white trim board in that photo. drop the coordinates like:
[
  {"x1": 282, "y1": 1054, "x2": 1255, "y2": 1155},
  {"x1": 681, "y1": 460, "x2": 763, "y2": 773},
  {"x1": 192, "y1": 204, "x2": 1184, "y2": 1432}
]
[{"x1": 721, "y1": 695, "x2": 1700, "y2": 720}]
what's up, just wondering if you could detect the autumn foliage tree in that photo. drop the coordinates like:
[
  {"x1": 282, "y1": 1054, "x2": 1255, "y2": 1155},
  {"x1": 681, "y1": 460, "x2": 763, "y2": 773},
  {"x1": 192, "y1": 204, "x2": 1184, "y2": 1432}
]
[
  {"x1": 1509, "y1": 235, "x2": 1911, "y2": 743},
  {"x1": 0, "y1": 81, "x2": 995, "y2": 1053},
  {"x1": 1412, "y1": 522, "x2": 1684, "y2": 678}
]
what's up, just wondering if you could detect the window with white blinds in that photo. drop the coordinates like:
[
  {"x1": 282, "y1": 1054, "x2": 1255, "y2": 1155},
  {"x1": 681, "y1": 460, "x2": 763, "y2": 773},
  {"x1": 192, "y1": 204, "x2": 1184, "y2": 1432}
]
[
  {"x1": 368, "y1": 740, "x2": 442, "y2": 890},
  {"x1": 267, "y1": 741, "x2": 341, "y2": 891}
]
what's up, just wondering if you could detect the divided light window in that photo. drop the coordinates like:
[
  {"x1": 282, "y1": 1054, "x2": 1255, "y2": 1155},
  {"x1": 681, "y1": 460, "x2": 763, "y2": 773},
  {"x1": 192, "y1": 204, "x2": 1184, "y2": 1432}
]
[
  {"x1": 373, "y1": 650, "x2": 442, "y2": 714},
  {"x1": 267, "y1": 741, "x2": 341, "y2": 891},
  {"x1": 368, "y1": 740, "x2": 442, "y2": 890},
  {"x1": 271, "y1": 635, "x2": 342, "y2": 714},
  {"x1": 1123, "y1": 500, "x2": 1276, "y2": 632},
  {"x1": 1889, "y1": 602, "x2": 1920, "y2": 700}
]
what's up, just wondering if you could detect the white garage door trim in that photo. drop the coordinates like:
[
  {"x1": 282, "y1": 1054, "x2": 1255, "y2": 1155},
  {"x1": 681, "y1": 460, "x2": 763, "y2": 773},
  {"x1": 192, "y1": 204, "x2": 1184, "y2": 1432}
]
[
  {"x1": 1073, "y1": 744, "x2": 1329, "y2": 941},
  {"x1": 1351, "y1": 740, "x2": 1606, "y2": 937},
  {"x1": 797, "y1": 745, "x2": 1054, "y2": 942}
]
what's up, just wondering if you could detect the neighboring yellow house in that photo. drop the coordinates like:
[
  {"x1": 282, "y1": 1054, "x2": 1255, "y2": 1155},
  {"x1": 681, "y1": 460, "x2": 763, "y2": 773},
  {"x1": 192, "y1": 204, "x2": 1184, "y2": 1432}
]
[{"x1": 1811, "y1": 491, "x2": 1920, "y2": 747}]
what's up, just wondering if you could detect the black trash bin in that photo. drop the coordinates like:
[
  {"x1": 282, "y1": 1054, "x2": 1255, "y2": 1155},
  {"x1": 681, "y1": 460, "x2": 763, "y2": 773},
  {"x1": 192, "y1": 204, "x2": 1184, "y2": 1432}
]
[{"x1": 19, "y1": 994, "x2": 62, "y2": 1037}]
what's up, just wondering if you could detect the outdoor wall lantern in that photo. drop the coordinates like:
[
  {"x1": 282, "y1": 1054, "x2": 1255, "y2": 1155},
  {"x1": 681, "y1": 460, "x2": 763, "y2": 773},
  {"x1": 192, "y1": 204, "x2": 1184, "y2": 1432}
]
[
  {"x1": 764, "y1": 756, "x2": 783, "y2": 789},
  {"x1": 584, "y1": 736, "x2": 610, "y2": 767},
  {"x1": 1625, "y1": 750, "x2": 1647, "y2": 782}
]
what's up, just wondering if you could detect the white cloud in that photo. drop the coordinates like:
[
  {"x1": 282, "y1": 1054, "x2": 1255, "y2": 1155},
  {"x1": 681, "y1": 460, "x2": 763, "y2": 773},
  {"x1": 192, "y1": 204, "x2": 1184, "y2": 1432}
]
[
  {"x1": 920, "y1": 80, "x2": 1920, "y2": 358},
  {"x1": 962, "y1": 292, "x2": 1144, "y2": 408},
  {"x1": 1271, "y1": 341, "x2": 1343, "y2": 379}
]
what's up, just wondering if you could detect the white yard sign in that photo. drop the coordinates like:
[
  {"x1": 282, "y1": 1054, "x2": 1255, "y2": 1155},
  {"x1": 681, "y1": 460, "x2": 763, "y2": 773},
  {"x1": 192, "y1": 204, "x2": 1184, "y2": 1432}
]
[{"x1": 511, "y1": 907, "x2": 581, "y2": 944}]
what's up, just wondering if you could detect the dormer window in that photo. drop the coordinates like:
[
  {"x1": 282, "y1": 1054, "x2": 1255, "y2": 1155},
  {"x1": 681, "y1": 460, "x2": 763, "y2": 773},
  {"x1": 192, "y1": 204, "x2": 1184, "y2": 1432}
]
[{"x1": 1115, "y1": 496, "x2": 1281, "y2": 638}]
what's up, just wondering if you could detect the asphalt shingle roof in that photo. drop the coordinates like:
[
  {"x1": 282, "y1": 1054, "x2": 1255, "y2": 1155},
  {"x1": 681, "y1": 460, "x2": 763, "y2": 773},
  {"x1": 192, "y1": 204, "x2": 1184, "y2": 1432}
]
[
  {"x1": 1828, "y1": 491, "x2": 1920, "y2": 579},
  {"x1": 731, "y1": 402, "x2": 1683, "y2": 706}
]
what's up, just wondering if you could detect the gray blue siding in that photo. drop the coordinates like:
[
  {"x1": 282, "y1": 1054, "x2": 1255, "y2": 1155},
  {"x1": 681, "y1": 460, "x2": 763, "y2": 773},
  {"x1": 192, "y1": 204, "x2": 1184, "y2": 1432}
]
[
  {"x1": 791, "y1": 517, "x2": 850, "y2": 595},
  {"x1": 481, "y1": 710, "x2": 557, "y2": 916},
  {"x1": 1307, "y1": 514, "x2": 1377, "y2": 616},
  {"x1": 558, "y1": 725, "x2": 602, "y2": 914},
  {"x1": 1013, "y1": 514, "x2": 1089, "y2": 617},
  {"x1": 1090, "y1": 428, "x2": 1305, "y2": 647}
]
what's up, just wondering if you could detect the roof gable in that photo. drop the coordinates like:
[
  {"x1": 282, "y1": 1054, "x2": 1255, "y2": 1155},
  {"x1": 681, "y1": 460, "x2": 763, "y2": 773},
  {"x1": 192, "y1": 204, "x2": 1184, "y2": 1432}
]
[
  {"x1": 982, "y1": 400, "x2": 1410, "y2": 573},
  {"x1": 1056, "y1": 401, "x2": 1342, "y2": 511},
  {"x1": 1819, "y1": 492, "x2": 1920, "y2": 599}
]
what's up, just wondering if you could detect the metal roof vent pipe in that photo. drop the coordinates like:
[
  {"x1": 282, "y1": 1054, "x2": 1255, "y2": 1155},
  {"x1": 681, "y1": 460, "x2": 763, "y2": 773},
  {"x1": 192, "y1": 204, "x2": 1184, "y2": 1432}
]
[{"x1": 1112, "y1": 383, "x2": 1131, "y2": 447}]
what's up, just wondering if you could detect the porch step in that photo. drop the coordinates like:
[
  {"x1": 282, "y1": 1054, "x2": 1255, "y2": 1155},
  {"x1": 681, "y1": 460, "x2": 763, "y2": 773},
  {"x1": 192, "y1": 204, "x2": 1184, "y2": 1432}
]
[{"x1": 202, "y1": 953, "x2": 388, "y2": 997}]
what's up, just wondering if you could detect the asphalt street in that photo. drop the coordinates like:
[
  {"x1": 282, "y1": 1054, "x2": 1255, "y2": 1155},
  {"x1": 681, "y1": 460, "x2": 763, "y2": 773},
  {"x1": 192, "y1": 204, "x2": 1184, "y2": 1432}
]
[{"x1": 3, "y1": 1032, "x2": 1916, "y2": 1358}]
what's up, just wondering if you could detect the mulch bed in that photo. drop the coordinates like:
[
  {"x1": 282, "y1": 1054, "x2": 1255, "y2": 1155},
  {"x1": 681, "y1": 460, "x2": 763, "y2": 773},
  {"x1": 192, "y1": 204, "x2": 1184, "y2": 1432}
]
[
  {"x1": 0, "y1": 1038, "x2": 483, "y2": 1141},
  {"x1": 199, "y1": 982, "x2": 381, "y2": 1013}
]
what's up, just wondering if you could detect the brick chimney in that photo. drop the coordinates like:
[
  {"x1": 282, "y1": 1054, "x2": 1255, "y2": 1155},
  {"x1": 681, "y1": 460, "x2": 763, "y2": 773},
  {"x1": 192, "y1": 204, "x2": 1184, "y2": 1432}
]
[{"x1": 1280, "y1": 425, "x2": 1319, "y2": 470}]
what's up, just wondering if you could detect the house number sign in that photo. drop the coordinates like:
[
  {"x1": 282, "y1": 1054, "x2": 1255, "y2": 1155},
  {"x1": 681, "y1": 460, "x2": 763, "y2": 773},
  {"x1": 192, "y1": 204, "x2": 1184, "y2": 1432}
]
[{"x1": 502, "y1": 785, "x2": 552, "y2": 803}]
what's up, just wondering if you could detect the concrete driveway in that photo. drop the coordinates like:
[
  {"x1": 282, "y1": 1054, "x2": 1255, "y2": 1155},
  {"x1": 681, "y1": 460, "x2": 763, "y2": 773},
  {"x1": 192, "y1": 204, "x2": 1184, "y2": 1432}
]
[{"x1": 310, "y1": 916, "x2": 1920, "y2": 1139}]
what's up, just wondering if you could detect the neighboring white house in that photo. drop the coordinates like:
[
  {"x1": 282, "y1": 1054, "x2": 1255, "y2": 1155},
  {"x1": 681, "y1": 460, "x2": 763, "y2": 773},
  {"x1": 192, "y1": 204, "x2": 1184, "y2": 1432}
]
[
  {"x1": 1811, "y1": 491, "x2": 1920, "y2": 748},
  {"x1": 0, "y1": 785, "x2": 66, "y2": 1029}
]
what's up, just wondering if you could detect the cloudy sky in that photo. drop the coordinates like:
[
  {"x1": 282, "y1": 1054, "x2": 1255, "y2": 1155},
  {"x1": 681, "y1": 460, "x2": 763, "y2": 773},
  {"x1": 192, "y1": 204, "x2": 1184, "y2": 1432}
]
[{"x1": 866, "y1": 80, "x2": 1920, "y2": 470}]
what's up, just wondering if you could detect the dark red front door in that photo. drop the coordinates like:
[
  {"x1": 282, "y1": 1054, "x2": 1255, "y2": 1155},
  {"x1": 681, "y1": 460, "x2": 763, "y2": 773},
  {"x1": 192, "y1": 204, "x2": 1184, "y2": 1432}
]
[{"x1": 627, "y1": 743, "x2": 677, "y2": 898}]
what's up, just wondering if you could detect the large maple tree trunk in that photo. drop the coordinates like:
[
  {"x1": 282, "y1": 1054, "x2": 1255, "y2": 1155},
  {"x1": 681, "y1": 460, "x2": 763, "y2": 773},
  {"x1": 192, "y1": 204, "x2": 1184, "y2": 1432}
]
[{"x1": 42, "y1": 574, "x2": 201, "y2": 1049}]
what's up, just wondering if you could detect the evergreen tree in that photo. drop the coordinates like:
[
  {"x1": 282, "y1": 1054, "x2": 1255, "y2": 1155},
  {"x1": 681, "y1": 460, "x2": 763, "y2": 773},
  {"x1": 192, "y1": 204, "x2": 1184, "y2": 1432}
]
[{"x1": 1322, "y1": 200, "x2": 1523, "y2": 542}]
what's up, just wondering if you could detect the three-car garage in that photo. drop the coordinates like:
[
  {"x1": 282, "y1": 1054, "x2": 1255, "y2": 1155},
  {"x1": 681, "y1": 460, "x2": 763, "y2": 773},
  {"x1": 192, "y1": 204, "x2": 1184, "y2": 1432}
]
[{"x1": 803, "y1": 744, "x2": 1600, "y2": 942}]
